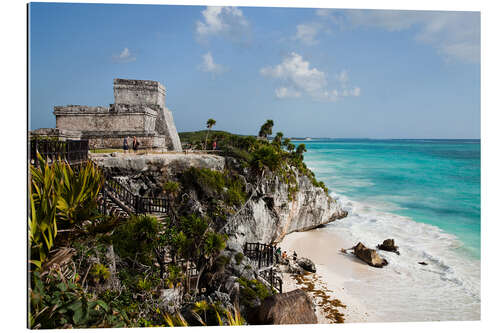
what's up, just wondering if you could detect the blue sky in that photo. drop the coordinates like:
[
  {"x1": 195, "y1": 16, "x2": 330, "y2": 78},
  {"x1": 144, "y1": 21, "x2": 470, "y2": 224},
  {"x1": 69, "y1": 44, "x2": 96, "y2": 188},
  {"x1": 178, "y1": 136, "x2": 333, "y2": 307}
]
[{"x1": 29, "y1": 3, "x2": 480, "y2": 139}]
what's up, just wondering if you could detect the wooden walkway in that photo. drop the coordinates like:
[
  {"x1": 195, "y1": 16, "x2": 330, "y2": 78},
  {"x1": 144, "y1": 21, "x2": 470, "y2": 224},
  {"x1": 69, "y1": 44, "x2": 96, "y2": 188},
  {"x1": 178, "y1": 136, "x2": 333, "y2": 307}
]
[{"x1": 243, "y1": 242, "x2": 283, "y2": 293}]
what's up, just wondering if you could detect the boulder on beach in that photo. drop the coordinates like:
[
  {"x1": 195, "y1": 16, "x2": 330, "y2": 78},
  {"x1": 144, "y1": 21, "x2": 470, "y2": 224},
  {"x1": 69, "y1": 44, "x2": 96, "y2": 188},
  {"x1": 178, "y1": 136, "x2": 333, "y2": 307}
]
[
  {"x1": 254, "y1": 289, "x2": 317, "y2": 325},
  {"x1": 377, "y1": 239, "x2": 400, "y2": 255},
  {"x1": 286, "y1": 260, "x2": 305, "y2": 274},
  {"x1": 296, "y1": 257, "x2": 316, "y2": 273},
  {"x1": 352, "y1": 242, "x2": 388, "y2": 268}
]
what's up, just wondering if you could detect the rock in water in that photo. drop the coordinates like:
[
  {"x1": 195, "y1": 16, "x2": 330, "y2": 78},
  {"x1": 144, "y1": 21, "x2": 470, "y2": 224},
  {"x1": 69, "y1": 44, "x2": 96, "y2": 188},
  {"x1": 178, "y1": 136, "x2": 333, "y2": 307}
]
[
  {"x1": 255, "y1": 289, "x2": 317, "y2": 325},
  {"x1": 377, "y1": 239, "x2": 400, "y2": 255},
  {"x1": 297, "y1": 257, "x2": 316, "y2": 273},
  {"x1": 352, "y1": 242, "x2": 388, "y2": 268}
]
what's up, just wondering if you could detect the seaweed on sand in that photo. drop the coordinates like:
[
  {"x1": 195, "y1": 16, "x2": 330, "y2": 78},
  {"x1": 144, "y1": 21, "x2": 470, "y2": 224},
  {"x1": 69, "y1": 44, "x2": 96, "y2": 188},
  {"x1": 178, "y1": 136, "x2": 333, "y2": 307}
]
[{"x1": 291, "y1": 273, "x2": 346, "y2": 323}]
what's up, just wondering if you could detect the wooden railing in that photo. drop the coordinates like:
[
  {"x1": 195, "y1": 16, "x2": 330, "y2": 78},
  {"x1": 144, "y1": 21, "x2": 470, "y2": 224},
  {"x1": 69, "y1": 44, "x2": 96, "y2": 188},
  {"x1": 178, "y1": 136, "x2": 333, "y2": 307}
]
[
  {"x1": 243, "y1": 242, "x2": 276, "y2": 269},
  {"x1": 30, "y1": 139, "x2": 89, "y2": 166},
  {"x1": 102, "y1": 173, "x2": 168, "y2": 215},
  {"x1": 243, "y1": 242, "x2": 282, "y2": 293},
  {"x1": 259, "y1": 267, "x2": 283, "y2": 294}
]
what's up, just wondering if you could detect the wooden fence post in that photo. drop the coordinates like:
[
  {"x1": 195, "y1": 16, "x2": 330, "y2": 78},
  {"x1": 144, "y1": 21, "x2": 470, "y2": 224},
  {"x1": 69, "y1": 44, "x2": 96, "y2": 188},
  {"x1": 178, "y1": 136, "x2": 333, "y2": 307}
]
[{"x1": 258, "y1": 247, "x2": 262, "y2": 269}]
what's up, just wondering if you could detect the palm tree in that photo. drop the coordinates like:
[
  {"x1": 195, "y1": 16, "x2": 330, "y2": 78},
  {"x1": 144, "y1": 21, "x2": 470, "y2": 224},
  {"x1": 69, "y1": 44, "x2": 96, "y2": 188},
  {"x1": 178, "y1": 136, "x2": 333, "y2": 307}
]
[
  {"x1": 273, "y1": 132, "x2": 284, "y2": 147},
  {"x1": 258, "y1": 119, "x2": 274, "y2": 139},
  {"x1": 296, "y1": 143, "x2": 307, "y2": 160},
  {"x1": 204, "y1": 118, "x2": 216, "y2": 150},
  {"x1": 163, "y1": 181, "x2": 180, "y2": 223}
]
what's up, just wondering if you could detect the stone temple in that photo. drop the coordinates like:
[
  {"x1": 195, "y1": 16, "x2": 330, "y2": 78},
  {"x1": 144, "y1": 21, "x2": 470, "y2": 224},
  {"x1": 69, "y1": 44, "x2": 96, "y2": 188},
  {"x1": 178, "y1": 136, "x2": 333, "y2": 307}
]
[{"x1": 43, "y1": 78, "x2": 182, "y2": 151}]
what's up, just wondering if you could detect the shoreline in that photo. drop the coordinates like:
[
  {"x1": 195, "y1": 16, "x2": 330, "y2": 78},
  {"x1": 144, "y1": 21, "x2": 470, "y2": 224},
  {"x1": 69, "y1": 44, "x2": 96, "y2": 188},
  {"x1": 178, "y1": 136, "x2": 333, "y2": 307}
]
[{"x1": 278, "y1": 228, "x2": 377, "y2": 323}]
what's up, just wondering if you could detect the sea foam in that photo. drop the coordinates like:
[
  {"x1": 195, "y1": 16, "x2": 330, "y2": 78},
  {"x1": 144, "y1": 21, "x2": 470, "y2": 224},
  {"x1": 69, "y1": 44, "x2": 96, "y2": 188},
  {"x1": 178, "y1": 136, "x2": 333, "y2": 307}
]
[{"x1": 325, "y1": 193, "x2": 480, "y2": 322}]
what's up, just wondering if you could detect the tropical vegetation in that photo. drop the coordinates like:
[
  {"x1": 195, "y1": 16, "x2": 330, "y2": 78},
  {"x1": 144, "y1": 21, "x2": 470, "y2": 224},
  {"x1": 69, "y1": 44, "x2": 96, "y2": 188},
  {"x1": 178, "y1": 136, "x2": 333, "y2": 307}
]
[{"x1": 28, "y1": 119, "x2": 329, "y2": 328}]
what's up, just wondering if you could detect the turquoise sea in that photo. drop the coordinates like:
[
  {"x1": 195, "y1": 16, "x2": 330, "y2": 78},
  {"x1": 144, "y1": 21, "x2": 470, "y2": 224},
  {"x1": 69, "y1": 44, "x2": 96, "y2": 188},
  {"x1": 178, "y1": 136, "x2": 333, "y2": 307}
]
[{"x1": 295, "y1": 139, "x2": 481, "y2": 321}]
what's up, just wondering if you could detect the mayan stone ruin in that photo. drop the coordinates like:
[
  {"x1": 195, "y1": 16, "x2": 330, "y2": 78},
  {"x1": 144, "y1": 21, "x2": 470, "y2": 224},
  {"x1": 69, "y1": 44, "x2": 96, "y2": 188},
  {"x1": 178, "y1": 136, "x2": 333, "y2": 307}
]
[{"x1": 49, "y1": 78, "x2": 182, "y2": 151}]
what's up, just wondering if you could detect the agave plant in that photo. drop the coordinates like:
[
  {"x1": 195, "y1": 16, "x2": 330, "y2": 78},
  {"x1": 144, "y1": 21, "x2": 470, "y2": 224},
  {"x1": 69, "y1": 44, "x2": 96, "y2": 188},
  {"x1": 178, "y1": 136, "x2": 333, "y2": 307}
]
[
  {"x1": 163, "y1": 304, "x2": 245, "y2": 327},
  {"x1": 29, "y1": 154, "x2": 60, "y2": 268},
  {"x1": 163, "y1": 312, "x2": 189, "y2": 327},
  {"x1": 216, "y1": 307, "x2": 245, "y2": 326},
  {"x1": 29, "y1": 156, "x2": 104, "y2": 268},
  {"x1": 54, "y1": 160, "x2": 103, "y2": 228}
]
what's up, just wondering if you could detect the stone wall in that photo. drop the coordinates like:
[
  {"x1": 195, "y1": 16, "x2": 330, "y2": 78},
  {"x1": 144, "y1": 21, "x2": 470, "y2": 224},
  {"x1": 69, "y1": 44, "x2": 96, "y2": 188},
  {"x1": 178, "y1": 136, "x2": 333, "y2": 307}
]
[
  {"x1": 113, "y1": 79, "x2": 166, "y2": 109},
  {"x1": 91, "y1": 153, "x2": 225, "y2": 174},
  {"x1": 54, "y1": 106, "x2": 157, "y2": 133},
  {"x1": 51, "y1": 78, "x2": 182, "y2": 151},
  {"x1": 29, "y1": 128, "x2": 82, "y2": 141},
  {"x1": 86, "y1": 133, "x2": 165, "y2": 150},
  {"x1": 158, "y1": 107, "x2": 182, "y2": 151}
]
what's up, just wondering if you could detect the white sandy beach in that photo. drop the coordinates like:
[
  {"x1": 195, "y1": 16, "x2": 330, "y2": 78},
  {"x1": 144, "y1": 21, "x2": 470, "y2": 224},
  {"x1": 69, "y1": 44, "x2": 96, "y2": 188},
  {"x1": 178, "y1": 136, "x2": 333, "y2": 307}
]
[{"x1": 278, "y1": 228, "x2": 379, "y2": 324}]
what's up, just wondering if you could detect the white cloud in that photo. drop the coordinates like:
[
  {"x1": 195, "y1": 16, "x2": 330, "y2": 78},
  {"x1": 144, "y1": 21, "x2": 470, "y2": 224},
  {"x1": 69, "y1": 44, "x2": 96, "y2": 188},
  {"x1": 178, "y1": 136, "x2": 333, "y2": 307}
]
[
  {"x1": 336, "y1": 70, "x2": 349, "y2": 85},
  {"x1": 294, "y1": 23, "x2": 320, "y2": 45},
  {"x1": 318, "y1": 9, "x2": 480, "y2": 63},
  {"x1": 260, "y1": 52, "x2": 360, "y2": 101},
  {"x1": 199, "y1": 52, "x2": 224, "y2": 74},
  {"x1": 112, "y1": 47, "x2": 136, "y2": 63},
  {"x1": 275, "y1": 86, "x2": 301, "y2": 98},
  {"x1": 196, "y1": 6, "x2": 249, "y2": 42},
  {"x1": 350, "y1": 87, "x2": 361, "y2": 96}
]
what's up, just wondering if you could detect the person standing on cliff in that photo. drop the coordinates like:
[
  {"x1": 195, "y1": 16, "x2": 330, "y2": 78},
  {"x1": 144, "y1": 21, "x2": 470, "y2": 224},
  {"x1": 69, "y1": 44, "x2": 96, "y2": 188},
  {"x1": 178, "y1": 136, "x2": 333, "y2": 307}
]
[
  {"x1": 212, "y1": 140, "x2": 217, "y2": 150},
  {"x1": 133, "y1": 136, "x2": 140, "y2": 153},
  {"x1": 123, "y1": 137, "x2": 129, "y2": 154}
]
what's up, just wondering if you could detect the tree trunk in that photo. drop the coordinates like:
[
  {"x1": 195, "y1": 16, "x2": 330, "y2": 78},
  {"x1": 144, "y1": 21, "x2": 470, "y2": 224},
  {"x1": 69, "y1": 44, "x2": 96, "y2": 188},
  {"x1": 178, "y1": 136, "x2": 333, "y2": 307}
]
[
  {"x1": 154, "y1": 248, "x2": 165, "y2": 288},
  {"x1": 195, "y1": 264, "x2": 206, "y2": 294},
  {"x1": 204, "y1": 128, "x2": 211, "y2": 150}
]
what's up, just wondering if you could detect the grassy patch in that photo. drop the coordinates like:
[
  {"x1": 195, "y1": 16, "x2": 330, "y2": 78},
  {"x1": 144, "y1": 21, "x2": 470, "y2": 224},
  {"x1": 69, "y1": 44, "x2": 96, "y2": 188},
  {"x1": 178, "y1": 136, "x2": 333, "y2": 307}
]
[
  {"x1": 90, "y1": 148, "x2": 122, "y2": 153},
  {"x1": 180, "y1": 167, "x2": 247, "y2": 206},
  {"x1": 236, "y1": 277, "x2": 273, "y2": 309}
]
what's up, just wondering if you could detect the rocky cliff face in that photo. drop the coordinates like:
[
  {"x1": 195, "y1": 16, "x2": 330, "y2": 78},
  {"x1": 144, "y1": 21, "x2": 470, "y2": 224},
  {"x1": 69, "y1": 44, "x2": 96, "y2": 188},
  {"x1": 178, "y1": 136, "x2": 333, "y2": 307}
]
[
  {"x1": 91, "y1": 153, "x2": 347, "y2": 251},
  {"x1": 224, "y1": 168, "x2": 346, "y2": 251},
  {"x1": 92, "y1": 152, "x2": 224, "y2": 174}
]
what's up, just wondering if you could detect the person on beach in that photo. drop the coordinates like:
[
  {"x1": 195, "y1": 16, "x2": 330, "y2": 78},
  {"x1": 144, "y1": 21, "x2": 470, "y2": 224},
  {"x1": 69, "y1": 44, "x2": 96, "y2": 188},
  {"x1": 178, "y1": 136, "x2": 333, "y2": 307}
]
[
  {"x1": 132, "y1": 136, "x2": 140, "y2": 153},
  {"x1": 293, "y1": 251, "x2": 297, "y2": 261},
  {"x1": 123, "y1": 137, "x2": 129, "y2": 153},
  {"x1": 275, "y1": 247, "x2": 282, "y2": 262},
  {"x1": 282, "y1": 251, "x2": 289, "y2": 264}
]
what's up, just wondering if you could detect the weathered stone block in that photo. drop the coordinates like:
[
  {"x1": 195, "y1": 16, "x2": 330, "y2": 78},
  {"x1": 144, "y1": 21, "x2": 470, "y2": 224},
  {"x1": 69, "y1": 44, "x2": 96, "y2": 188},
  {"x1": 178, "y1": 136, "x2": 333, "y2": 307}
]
[{"x1": 51, "y1": 78, "x2": 182, "y2": 151}]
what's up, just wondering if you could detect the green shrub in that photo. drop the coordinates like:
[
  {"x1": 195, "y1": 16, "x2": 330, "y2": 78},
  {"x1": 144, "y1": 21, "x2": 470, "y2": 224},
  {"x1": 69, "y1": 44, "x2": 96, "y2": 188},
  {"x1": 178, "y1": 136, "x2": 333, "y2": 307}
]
[
  {"x1": 180, "y1": 167, "x2": 247, "y2": 206},
  {"x1": 215, "y1": 255, "x2": 231, "y2": 270},
  {"x1": 89, "y1": 263, "x2": 110, "y2": 285},
  {"x1": 29, "y1": 270, "x2": 128, "y2": 329},
  {"x1": 163, "y1": 181, "x2": 180, "y2": 196},
  {"x1": 250, "y1": 145, "x2": 281, "y2": 171},
  {"x1": 29, "y1": 157, "x2": 59, "y2": 269},
  {"x1": 112, "y1": 215, "x2": 160, "y2": 265},
  {"x1": 236, "y1": 277, "x2": 272, "y2": 309},
  {"x1": 165, "y1": 264, "x2": 185, "y2": 289},
  {"x1": 234, "y1": 252, "x2": 244, "y2": 265},
  {"x1": 54, "y1": 160, "x2": 103, "y2": 228}
]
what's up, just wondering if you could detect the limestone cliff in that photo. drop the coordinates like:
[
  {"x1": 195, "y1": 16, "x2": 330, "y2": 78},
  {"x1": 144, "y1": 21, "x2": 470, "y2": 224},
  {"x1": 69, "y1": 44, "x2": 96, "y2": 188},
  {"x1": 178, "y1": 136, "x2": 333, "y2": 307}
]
[
  {"x1": 223, "y1": 168, "x2": 346, "y2": 251},
  {"x1": 92, "y1": 153, "x2": 347, "y2": 251}
]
